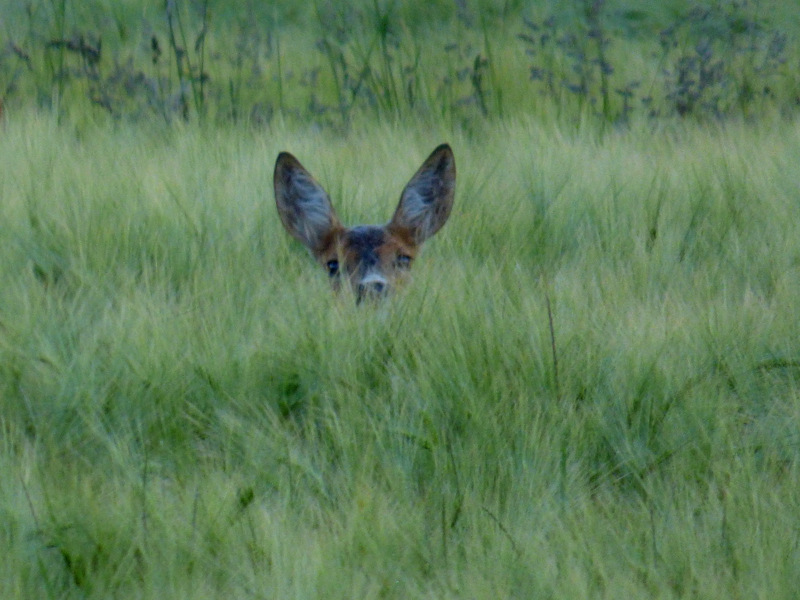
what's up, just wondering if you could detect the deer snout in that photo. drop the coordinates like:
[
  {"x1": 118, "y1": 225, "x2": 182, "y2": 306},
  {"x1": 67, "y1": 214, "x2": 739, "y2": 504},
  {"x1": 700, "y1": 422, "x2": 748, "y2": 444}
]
[{"x1": 356, "y1": 272, "x2": 388, "y2": 303}]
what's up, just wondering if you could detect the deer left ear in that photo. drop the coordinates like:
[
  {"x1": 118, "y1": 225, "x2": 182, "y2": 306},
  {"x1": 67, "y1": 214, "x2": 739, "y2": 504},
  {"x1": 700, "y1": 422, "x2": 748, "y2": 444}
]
[
  {"x1": 274, "y1": 152, "x2": 342, "y2": 255},
  {"x1": 389, "y1": 144, "x2": 455, "y2": 245}
]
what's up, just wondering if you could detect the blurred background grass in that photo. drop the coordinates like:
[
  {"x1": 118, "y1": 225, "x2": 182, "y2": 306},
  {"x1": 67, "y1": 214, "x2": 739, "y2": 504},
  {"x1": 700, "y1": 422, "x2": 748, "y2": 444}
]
[{"x1": 1, "y1": 0, "x2": 798, "y2": 129}]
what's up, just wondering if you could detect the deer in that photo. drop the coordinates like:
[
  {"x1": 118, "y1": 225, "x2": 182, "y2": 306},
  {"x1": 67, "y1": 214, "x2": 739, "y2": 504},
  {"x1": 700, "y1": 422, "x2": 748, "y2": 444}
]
[{"x1": 274, "y1": 144, "x2": 455, "y2": 303}]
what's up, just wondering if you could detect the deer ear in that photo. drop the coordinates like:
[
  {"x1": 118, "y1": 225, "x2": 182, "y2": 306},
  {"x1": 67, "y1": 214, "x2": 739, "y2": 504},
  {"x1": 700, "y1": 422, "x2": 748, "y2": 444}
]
[
  {"x1": 389, "y1": 144, "x2": 455, "y2": 245},
  {"x1": 274, "y1": 152, "x2": 342, "y2": 254}
]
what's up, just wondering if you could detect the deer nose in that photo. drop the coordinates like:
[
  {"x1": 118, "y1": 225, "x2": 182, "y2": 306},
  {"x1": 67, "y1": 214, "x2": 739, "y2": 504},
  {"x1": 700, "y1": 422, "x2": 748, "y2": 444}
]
[
  {"x1": 359, "y1": 280, "x2": 385, "y2": 295},
  {"x1": 356, "y1": 273, "x2": 388, "y2": 303}
]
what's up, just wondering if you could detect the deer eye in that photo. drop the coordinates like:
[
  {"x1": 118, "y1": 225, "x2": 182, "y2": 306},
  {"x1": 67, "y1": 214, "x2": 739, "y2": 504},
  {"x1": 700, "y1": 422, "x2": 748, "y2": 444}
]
[
  {"x1": 325, "y1": 259, "x2": 339, "y2": 277},
  {"x1": 395, "y1": 254, "x2": 412, "y2": 269}
]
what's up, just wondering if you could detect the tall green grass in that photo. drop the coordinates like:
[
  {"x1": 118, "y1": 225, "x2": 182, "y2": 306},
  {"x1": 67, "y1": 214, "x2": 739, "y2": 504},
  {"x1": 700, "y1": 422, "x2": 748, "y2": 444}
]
[{"x1": 1, "y1": 110, "x2": 799, "y2": 598}]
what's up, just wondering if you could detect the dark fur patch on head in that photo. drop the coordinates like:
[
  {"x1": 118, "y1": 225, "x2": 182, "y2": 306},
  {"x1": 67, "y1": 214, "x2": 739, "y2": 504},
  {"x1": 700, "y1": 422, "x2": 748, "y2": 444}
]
[{"x1": 344, "y1": 226, "x2": 386, "y2": 270}]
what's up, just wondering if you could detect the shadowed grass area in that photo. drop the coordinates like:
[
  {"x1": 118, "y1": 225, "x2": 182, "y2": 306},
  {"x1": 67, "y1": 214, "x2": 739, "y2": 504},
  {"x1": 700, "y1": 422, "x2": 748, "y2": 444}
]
[{"x1": 1, "y1": 111, "x2": 799, "y2": 598}]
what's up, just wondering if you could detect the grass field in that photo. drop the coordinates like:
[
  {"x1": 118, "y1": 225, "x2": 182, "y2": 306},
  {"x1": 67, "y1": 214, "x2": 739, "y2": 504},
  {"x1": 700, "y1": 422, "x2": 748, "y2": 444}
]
[{"x1": 2, "y1": 1, "x2": 800, "y2": 599}]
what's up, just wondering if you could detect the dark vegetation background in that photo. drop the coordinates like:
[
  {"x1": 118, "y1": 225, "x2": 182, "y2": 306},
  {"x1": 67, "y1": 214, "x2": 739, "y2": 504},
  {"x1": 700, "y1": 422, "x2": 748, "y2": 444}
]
[{"x1": 1, "y1": 0, "x2": 798, "y2": 129}]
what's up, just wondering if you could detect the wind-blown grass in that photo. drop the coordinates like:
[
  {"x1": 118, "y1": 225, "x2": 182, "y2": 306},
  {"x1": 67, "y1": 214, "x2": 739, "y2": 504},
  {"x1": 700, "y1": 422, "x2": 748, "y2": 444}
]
[{"x1": 1, "y1": 110, "x2": 799, "y2": 598}]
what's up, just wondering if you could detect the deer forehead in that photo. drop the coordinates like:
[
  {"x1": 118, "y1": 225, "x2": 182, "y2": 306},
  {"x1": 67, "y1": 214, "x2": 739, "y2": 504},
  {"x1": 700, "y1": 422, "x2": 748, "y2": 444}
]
[
  {"x1": 344, "y1": 226, "x2": 386, "y2": 258},
  {"x1": 328, "y1": 226, "x2": 416, "y2": 266}
]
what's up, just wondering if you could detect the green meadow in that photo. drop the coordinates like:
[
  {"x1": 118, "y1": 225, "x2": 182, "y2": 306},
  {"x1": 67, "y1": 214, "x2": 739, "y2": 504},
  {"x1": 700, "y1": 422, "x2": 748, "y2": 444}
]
[{"x1": 2, "y1": 1, "x2": 800, "y2": 598}]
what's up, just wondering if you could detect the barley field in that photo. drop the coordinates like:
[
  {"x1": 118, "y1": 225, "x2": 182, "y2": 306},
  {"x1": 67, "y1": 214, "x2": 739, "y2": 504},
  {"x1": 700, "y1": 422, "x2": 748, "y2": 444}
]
[{"x1": 1, "y1": 2, "x2": 800, "y2": 599}]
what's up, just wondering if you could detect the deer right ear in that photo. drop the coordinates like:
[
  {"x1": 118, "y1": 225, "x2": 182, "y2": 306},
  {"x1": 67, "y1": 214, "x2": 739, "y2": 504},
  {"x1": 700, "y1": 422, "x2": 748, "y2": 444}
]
[
  {"x1": 274, "y1": 152, "x2": 342, "y2": 254},
  {"x1": 389, "y1": 144, "x2": 456, "y2": 245}
]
